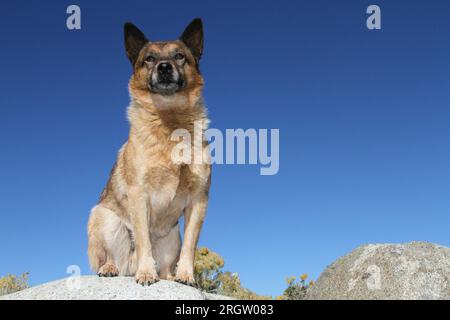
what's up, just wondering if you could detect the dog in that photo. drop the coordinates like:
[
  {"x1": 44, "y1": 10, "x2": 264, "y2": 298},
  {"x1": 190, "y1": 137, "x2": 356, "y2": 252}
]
[{"x1": 87, "y1": 18, "x2": 211, "y2": 286}]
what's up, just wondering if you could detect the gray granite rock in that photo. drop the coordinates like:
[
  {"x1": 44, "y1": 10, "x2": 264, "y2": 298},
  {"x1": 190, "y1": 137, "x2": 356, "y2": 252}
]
[
  {"x1": 306, "y1": 241, "x2": 450, "y2": 300},
  {"x1": 0, "y1": 276, "x2": 233, "y2": 300}
]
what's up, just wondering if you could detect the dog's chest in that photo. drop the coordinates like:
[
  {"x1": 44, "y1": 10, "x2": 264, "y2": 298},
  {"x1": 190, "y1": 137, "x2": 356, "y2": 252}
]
[{"x1": 145, "y1": 165, "x2": 198, "y2": 224}]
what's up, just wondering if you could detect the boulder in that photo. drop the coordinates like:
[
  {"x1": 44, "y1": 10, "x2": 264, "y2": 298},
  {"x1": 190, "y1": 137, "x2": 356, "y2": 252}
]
[
  {"x1": 306, "y1": 241, "x2": 450, "y2": 300},
  {"x1": 0, "y1": 276, "x2": 233, "y2": 300}
]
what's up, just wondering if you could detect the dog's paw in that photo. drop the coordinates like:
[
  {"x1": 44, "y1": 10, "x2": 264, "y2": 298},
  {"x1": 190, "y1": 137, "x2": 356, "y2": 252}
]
[
  {"x1": 135, "y1": 269, "x2": 159, "y2": 286},
  {"x1": 174, "y1": 273, "x2": 196, "y2": 287},
  {"x1": 98, "y1": 263, "x2": 119, "y2": 277}
]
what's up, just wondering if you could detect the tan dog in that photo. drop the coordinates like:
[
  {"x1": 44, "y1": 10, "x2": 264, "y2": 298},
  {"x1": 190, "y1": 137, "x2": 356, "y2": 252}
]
[{"x1": 87, "y1": 18, "x2": 211, "y2": 286}]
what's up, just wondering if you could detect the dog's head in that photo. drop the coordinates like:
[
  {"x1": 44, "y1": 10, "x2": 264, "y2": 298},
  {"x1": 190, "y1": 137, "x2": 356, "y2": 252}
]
[{"x1": 125, "y1": 19, "x2": 204, "y2": 106}]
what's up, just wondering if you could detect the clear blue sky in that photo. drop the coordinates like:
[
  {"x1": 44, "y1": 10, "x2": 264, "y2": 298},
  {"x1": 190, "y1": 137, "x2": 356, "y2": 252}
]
[{"x1": 1, "y1": 0, "x2": 449, "y2": 297}]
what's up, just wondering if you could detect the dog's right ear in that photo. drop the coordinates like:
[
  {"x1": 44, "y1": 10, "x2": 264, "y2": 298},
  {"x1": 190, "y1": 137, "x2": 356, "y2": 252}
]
[{"x1": 124, "y1": 22, "x2": 148, "y2": 65}]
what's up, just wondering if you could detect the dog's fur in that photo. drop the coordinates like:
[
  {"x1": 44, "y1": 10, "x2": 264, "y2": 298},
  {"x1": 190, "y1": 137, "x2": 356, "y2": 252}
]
[{"x1": 87, "y1": 19, "x2": 211, "y2": 286}]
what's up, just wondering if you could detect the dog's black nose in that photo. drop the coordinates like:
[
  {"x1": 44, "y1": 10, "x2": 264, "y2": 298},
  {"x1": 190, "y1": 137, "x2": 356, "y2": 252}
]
[
  {"x1": 157, "y1": 63, "x2": 173, "y2": 83},
  {"x1": 158, "y1": 63, "x2": 173, "y2": 75}
]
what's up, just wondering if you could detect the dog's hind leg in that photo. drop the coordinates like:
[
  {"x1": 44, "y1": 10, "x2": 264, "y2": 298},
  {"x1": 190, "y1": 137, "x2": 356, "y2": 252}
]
[
  {"x1": 88, "y1": 205, "x2": 127, "y2": 277},
  {"x1": 88, "y1": 206, "x2": 107, "y2": 273}
]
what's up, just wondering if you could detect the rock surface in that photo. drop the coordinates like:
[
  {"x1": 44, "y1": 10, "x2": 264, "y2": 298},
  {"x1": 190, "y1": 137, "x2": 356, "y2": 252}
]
[
  {"x1": 306, "y1": 241, "x2": 450, "y2": 300},
  {"x1": 0, "y1": 276, "x2": 233, "y2": 300}
]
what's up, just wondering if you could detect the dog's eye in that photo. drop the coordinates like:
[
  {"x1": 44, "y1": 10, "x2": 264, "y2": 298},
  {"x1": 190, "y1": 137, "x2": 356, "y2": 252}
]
[
  {"x1": 145, "y1": 56, "x2": 156, "y2": 63},
  {"x1": 174, "y1": 53, "x2": 185, "y2": 60}
]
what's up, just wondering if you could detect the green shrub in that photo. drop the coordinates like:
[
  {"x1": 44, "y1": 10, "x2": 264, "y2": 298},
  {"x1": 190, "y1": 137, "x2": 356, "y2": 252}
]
[
  {"x1": 194, "y1": 247, "x2": 224, "y2": 292},
  {"x1": 0, "y1": 273, "x2": 29, "y2": 296},
  {"x1": 281, "y1": 274, "x2": 314, "y2": 300},
  {"x1": 194, "y1": 247, "x2": 270, "y2": 299}
]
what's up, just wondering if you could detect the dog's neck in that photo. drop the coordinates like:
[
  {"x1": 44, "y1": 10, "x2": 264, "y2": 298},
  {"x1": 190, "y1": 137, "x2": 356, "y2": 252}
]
[{"x1": 127, "y1": 95, "x2": 208, "y2": 143}]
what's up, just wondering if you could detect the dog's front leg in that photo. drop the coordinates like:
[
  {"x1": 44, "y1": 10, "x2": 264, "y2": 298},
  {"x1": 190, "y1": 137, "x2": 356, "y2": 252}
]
[
  {"x1": 128, "y1": 186, "x2": 159, "y2": 285},
  {"x1": 175, "y1": 195, "x2": 208, "y2": 285}
]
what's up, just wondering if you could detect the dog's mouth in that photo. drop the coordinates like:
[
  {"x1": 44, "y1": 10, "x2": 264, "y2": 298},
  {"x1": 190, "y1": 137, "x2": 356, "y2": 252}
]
[
  {"x1": 149, "y1": 79, "x2": 185, "y2": 95},
  {"x1": 149, "y1": 63, "x2": 185, "y2": 95}
]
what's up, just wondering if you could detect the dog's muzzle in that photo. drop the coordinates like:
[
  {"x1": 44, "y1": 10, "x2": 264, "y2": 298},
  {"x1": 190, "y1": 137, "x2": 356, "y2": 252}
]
[{"x1": 149, "y1": 62, "x2": 185, "y2": 95}]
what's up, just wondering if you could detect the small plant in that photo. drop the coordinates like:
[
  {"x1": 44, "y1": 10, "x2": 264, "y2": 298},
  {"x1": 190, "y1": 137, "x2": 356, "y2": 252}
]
[
  {"x1": 194, "y1": 247, "x2": 271, "y2": 299},
  {"x1": 281, "y1": 274, "x2": 314, "y2": 300},
  {"x1": 194, "y1": 247, "x2": 224, "y2": 292},
  {"x1": 0, "y1": 273, "x2": 29, "y2": 296},
  {"x1": 216, "y1": 271, "x2": 271, "y2": 300}
]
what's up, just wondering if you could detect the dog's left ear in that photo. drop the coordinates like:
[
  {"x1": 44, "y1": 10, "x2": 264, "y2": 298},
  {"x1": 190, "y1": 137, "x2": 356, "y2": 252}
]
[{"x1": 180, "y1": 18, "x2": 203, "y2": 63}]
